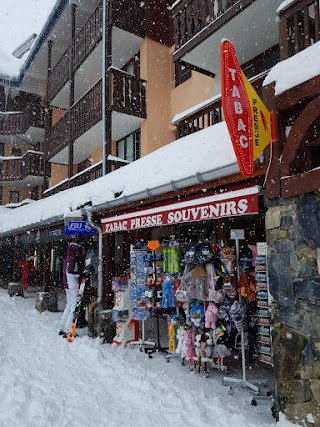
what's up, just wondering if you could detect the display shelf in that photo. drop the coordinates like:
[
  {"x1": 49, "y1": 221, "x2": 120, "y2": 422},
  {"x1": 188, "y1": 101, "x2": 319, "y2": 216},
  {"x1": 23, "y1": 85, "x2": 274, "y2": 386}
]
[{"x1": 255, "y1": 244, "x2": 273, "y2": 367}]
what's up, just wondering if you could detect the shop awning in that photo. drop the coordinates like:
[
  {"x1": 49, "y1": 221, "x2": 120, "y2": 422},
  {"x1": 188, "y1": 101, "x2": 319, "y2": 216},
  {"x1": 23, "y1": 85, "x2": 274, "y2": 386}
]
[
  {"x1": 0, "y1": 121, "x2": 238, "y2": 236},
  {"x1": 101, "y1": 186, "x2": 260, "y2": 233}
]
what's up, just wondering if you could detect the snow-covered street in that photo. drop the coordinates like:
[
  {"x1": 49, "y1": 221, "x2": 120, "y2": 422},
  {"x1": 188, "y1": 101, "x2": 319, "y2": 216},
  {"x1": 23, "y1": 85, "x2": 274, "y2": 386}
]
[{"x1": 0, "y1": 289, "x2": 295, "y2": 427}]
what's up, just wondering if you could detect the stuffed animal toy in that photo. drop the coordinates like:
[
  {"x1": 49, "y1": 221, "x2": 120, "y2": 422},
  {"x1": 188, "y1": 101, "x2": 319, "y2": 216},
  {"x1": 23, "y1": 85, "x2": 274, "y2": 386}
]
[
  {"x1": 205, "y1": 302, "x2": 218, "y2": 329},
  {"x1": 190, "y1": 303, "x2": 205, "y2": 329},
  {"x1": 184, "y1": 244, "x2": 197, "y2": 264},
  {"x1": 194, "y1": 332, "x2": 213, "y2": 374},
  {"x1": 175, "y1": 326, "x2": 184, "y2": 355}
]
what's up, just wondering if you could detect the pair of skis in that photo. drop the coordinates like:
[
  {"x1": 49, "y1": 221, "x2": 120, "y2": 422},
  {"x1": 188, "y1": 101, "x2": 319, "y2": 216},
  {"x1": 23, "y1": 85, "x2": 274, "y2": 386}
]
[{"x1": 67, "y1": 279, "x2": 86, "y2": 342}]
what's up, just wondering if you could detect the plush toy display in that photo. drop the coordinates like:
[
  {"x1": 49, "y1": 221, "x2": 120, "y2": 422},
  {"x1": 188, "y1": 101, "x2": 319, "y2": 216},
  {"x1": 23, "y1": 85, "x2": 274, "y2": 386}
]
[{"x1": 205, "y1": 302, "x2": 218, "y2": 329}]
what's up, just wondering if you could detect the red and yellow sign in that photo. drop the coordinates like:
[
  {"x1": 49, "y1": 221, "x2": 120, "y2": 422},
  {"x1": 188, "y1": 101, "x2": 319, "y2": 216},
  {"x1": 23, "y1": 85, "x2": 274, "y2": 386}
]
[{"x1": 220, "y1": 39, "x2": 275, "y2": 177}]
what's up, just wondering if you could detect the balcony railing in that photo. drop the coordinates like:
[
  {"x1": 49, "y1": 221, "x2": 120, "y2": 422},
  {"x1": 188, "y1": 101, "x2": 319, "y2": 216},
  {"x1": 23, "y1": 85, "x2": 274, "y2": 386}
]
[
  {"x1": 172, "y1": 0, "x2": 251, "y2": 51},
  {"x1": 45, "y1": 110, "x2": 70, "y2": 160},
  {"x1": 175, "y1": 97, "x2": 223, "y2": 139},
  {"x1": 71, "y1": 79, "x2": 102, "y2": 142},
  {"x1": 47, "y1": 48, "x2": 70, "y2": 102},
  {"x1": 279, "y1": 0, "x2": 320, "y2": 60},
  {"x1": 43, "y1": 162, "x2": 102, "y2": 197},
  {"x1": 0, "y1": 151, "x2": 44, "y2": 182},
  {"x1": 111, "y1": 68, "x2": 146, "y2": 118},
  {"x1": 0, "y1": 110, "x2": 44, "y2": 136},
  {"x1": 72, "y1": 3, "x2": 103, "y2": 71},
  {"x1": 46, "y1": 70, "x2": 146, "y2": 160}
]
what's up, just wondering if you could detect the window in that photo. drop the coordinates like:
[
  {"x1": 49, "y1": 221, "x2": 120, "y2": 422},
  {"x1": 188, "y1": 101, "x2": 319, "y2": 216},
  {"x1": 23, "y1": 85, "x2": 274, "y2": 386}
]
[
  {"x1": 0, "y1": 143, "x2": 4, "y2": 157},
  {"x1": 122, "y1": 54, "x2": 140, "y2": 78},
  {"x1": 116, "y1": 130, "x2": 140, "y2": 163},
  {"x1": 11, "y1": 147, "x2": 22, "y2": 157},
  {"x1": 9, "y1": 191, "x2": 19, "y2": 204},
  {"x1": 175, "y1": 63, "x2": 192, "y2": 87}
]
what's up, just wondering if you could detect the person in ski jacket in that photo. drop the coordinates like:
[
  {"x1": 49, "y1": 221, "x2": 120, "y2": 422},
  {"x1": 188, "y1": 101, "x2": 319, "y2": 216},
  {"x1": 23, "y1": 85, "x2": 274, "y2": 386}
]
[{"x1": 59, "y1": 242, "x2": 84, "y2": 337}]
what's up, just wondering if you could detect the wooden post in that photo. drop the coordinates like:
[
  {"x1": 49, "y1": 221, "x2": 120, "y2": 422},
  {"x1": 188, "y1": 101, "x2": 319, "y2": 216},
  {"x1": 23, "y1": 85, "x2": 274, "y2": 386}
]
[{"x1": 68, "y1": 3, "x2": 77, "y2": 180}]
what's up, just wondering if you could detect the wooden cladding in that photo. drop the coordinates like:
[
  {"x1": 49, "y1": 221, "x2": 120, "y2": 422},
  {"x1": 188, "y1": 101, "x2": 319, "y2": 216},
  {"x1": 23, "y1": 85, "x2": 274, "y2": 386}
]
[
  {"x1": 0, "y1": 151, "x2": 44, "y2": 182},
  {"x1": 172, "y1": 0, "x2": 246, "y2": 50},
  {"x1": 111, "y1": 69, "x2": 146, "y2": 118},
  {"x1": 279, "y1": 0, "x2": 320, "y2": 60},
  {"x1": 44, "y1": 162, "x2": 102, "y2": 197},
  {"x1": 46, "y1": 70, "x2": 146, "y2": 160},
  {"x1": 0, "y1": 110, "x2": 44, "y2": 136}
]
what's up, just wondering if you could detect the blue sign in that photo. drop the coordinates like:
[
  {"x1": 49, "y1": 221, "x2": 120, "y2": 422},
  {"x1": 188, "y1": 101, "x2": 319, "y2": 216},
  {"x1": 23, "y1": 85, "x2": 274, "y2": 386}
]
[{"x1": 64, "y1": 221, "x2": 97, "y2": 235}]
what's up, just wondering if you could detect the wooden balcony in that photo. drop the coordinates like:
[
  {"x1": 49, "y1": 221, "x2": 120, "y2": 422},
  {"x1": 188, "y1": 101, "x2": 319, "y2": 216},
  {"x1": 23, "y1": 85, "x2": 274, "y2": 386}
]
[
  {"x1": 279, "y1": 0, "x2": 320, "y2": 60},
  {"x1": 110, "y1": 68, "x2": 146, "y2": 118},
  {"x1": 47, "y1": 48, "x2": 70, "y2": 103},
  {"x1": 45, "y1": 110, "x2": 70, "y2": 160},
  {"x1": 46, "y1": 70, "x2": 146, "y2": 160},
  {"x1": 0, "y1": 110, "x2": 44, "y2": 136},
  {"x1": 174, "y1": 74, "x2": 264, "y2": 138},
  {"x1": 47, "y1": 0, "x2": 145, "y2": 102},
  {"x1": 172, "y1": 0, "x2": 255, "y2": 53},
  {"x1": 0, "y1": 151, "x2": 44, "y2": 183},
  {"x1": 175, "y1": 97, "x2": 223, "y2": 139},
  {"x1": 43, "y1": 162, "x2": 102, "y2": 197},
  {"x1": 72, "y1": 3, "x2": 103, "y2": 72}
]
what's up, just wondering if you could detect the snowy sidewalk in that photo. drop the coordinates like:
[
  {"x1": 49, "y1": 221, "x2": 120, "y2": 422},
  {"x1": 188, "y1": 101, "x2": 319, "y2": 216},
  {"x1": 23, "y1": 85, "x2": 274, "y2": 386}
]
[{"x1": 0, "y1": 289, "x2": 296, "y2": 427}]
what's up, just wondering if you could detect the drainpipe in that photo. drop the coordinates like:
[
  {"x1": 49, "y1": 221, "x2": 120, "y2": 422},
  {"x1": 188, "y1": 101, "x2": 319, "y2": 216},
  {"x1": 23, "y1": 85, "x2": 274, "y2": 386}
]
[{"x1": 83, "y1": 208, "x2": 103, "y2": 337}]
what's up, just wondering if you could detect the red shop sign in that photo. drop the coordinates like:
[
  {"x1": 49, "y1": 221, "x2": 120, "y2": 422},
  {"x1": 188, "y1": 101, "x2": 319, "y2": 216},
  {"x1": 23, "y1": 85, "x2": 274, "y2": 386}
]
[{"x1": 101, "y1": 186, "x2": 259, "y2": 234}]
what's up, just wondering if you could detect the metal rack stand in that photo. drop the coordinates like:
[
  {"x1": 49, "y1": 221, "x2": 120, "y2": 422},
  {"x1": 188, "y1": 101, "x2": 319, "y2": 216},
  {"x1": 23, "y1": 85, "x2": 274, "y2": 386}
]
[{"x1": 223, "y1": 233, "x2": 264, "y2": 394}]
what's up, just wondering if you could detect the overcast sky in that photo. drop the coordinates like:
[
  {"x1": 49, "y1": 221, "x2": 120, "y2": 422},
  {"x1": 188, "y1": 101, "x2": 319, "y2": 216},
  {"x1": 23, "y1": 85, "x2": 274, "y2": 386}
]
[{"x1": 0, "y1": 0, "x2": 57, "y2": 55}]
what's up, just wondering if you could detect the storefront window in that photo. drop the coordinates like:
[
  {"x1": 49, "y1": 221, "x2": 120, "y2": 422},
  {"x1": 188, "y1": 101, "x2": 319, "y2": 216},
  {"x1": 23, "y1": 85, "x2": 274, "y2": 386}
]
[{"x1": 9, "y1": 190, "x2": 19, "y2": 204}]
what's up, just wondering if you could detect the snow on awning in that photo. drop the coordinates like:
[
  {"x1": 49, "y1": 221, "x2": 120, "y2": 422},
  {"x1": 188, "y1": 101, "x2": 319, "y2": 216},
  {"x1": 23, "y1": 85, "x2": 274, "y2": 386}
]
[
  {"x1": 0, "y1": 121, "x2": 238, "y2": 235},
  {"x1": 263, "y1": 41, "x2": 320, "y2": 95}
]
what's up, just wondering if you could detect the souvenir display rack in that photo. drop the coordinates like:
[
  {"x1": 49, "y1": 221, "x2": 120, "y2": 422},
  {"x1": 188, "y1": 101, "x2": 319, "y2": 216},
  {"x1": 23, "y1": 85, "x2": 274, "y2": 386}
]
[{"x1": 255, "y1": 247, "x2": 273, "y2": 367}]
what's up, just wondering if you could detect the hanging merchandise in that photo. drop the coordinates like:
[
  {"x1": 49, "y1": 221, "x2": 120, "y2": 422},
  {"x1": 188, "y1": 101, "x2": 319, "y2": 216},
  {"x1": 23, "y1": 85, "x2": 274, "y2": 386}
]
[
  {"x1": 238, "y1": 267, "x2": 257, "y2": 302},
  {"x1": 196, "y1": 242, "x2": 214, "y2": 265},
  {"x1": 190, "y1": 303, "x2": 205, "y2": 329},
  {"x1": 111, "y1": 276, "x2": 138, "y2": 345},
  {"x1": 163, "y1": 238, "x2": 180, "y2": 273},
  {"x1": 205, "y1": 302, "x2": 218, "y2": 329},
  {"x1": 130, "y1": 250, "x2": 148, "y2": 320},
  {"x1": 220, "y1": 246, "x2": 236, "y2": 275},
  {"x1": 161, "y1": 274, "x2": 176, "y2": 308},
  {"x1": 239, "y1": 244, "x2": 253, "y2": 273}
]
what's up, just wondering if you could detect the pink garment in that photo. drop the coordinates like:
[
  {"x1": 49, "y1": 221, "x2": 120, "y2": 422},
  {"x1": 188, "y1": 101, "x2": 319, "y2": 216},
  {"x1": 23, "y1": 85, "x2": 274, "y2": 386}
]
[
  {"x1": 248, "y1": 245, "x2": 257, "y2": 266},
  {"x1": 205, "y1": 302, "x2": 218, "y2": 329},
  {"x1": 181, "y1": 328, "x2": 195, "y2": 363}
]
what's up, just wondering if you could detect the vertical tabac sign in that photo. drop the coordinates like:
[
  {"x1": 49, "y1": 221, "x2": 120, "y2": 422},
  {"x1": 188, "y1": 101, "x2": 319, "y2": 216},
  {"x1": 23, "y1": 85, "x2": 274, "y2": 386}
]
[{"x1": 221, "y1": 39, "x2": 275, "y2": 177}]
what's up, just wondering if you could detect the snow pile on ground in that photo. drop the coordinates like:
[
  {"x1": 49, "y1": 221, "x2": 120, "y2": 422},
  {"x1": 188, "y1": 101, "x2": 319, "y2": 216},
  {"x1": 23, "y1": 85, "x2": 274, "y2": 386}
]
[{"x1": 0, "y1": 288, "x2": 297, "y2": 427}]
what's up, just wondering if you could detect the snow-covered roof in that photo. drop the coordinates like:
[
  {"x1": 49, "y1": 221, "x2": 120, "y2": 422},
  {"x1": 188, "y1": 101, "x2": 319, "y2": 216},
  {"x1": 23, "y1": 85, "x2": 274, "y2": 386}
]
[
  {"x1": 263, "y1": 41, "x2": 320, "y2": 95},
  {"x1": 0, "y1": 121, "x2": 238, "y2": 235},
  {"x1": 0, "y1": 46, "x2": 23, "y2": 80},
  {"x1": 277, "y1": 0, "x2": 296, "y2": 14}
]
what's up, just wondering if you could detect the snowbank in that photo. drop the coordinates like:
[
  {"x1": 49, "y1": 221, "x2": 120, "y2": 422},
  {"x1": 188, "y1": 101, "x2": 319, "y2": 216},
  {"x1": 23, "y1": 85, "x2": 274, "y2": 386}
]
[{"x1": 0, "y1": 289, "x2": 298, "y2": 427}]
